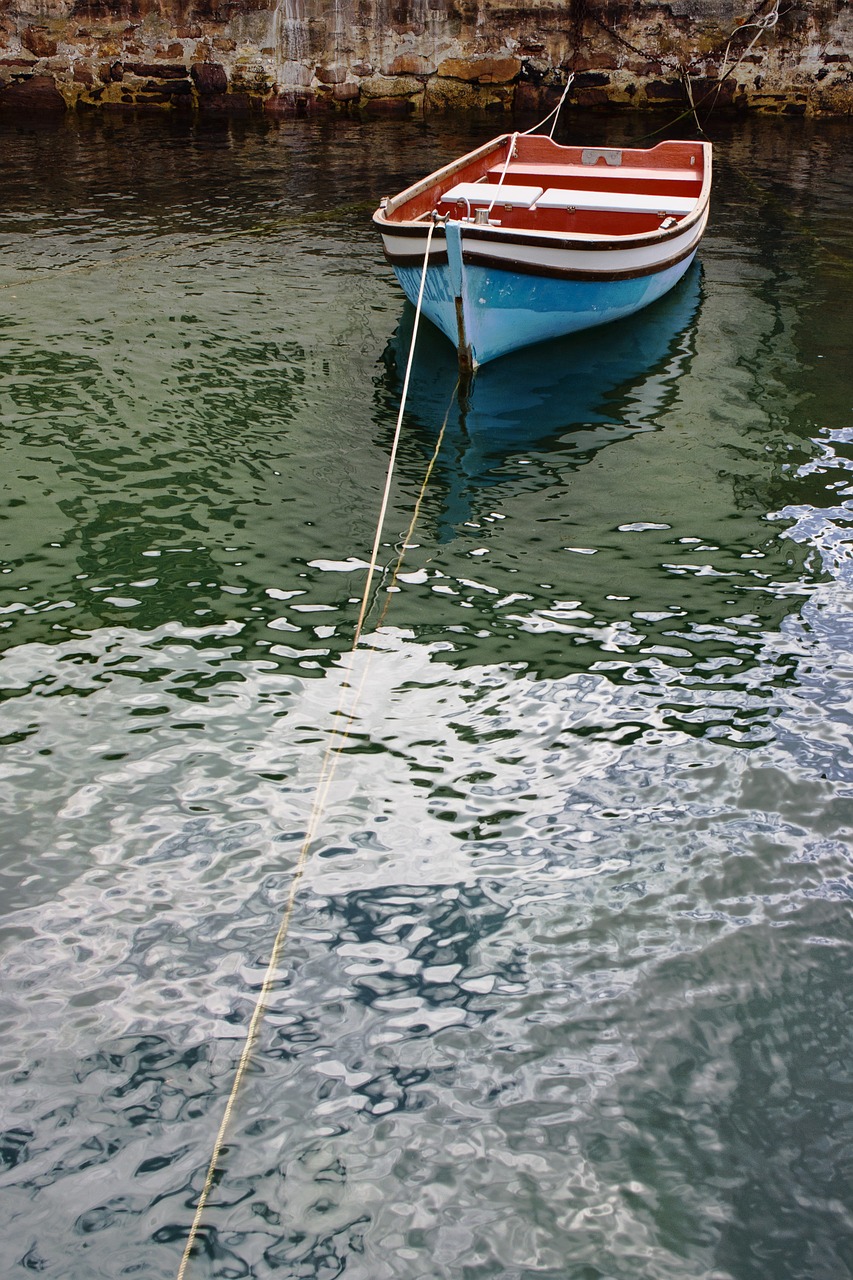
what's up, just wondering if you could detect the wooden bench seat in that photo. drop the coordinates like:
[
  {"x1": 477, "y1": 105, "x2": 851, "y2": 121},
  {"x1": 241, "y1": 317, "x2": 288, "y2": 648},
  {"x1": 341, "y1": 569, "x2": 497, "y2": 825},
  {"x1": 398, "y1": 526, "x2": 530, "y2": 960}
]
[
  {"x1": 441, "y1": 181, "x2": 544, "y2": 209},
  {"x1": 488, "y1": 163, "x2": 701, "y2": 187},
  {"x1": 533, "y1": 188, "x2": 697, "y2": 215}
]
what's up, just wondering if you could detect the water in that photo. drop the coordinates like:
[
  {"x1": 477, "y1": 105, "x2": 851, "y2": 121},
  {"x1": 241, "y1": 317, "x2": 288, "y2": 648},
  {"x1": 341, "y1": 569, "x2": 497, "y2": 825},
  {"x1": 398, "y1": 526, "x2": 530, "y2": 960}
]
[{"x1": 0, "y1": 109, "x2": 851, "y2": 1279}]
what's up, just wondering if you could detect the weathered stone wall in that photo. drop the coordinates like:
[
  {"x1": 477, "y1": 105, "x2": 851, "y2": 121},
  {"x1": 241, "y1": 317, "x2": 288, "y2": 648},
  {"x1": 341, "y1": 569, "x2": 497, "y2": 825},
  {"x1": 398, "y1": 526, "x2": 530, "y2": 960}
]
[{"x1": 0, "y1": 0, "x2": 850, "y2": 116}]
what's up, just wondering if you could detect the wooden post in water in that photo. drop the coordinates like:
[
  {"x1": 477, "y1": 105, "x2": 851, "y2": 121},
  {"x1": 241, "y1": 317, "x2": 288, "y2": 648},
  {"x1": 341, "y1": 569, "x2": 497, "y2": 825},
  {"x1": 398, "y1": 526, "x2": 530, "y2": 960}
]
[{"x1": 444, "y1": 219, "x2": 475, "y2": 373}]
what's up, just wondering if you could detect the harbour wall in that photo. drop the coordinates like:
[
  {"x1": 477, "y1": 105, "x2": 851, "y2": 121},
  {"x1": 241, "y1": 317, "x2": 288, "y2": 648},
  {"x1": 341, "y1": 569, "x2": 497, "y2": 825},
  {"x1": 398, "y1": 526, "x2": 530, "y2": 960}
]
[{"x1": 0, "y1": 0, "x2": 851, "y2": 117}]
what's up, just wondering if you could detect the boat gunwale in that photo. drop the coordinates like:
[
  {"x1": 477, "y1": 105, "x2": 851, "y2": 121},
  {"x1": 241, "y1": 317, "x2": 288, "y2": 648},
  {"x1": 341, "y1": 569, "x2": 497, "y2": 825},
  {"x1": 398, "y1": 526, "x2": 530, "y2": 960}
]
[
  {"x1": 378, "y1": 133, "x2": 513, "y2": 222},
  {"x1": 379, "y1": 202, "x2": 709, "y2": 278},
  {"x1": 378, "y1": 212, "x2": 707, "y2": 256},
  {"x1": 382, "y1": 229, "x2": 704, "y2": 284}
]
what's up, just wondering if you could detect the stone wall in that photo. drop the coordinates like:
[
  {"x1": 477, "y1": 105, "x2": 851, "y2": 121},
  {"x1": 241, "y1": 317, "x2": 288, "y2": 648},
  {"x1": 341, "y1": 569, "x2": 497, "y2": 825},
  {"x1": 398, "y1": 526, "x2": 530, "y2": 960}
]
[{"x1": 1, "y1": 0, "x2": 851, "y2": 116}]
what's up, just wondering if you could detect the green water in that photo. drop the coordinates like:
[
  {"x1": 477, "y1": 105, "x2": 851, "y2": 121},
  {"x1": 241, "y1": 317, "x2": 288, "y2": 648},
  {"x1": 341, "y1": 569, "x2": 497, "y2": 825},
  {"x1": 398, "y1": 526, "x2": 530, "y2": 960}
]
[{"x1": 0, "y1": 110, "x2": 851, "y2": 1279}]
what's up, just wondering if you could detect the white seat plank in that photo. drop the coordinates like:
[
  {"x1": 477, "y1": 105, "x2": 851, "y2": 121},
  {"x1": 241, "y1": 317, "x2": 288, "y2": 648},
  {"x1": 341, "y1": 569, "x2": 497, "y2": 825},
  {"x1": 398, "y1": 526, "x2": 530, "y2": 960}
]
[
  {"x1": 442, "y1": 181, "x2": 544, "y2": 209},
  {"x1": 488, "y1": 163, "x2": 701, "y2": 187},
  {"x1": 535, "y1": 188, "x2": 697, "y2": 215}
]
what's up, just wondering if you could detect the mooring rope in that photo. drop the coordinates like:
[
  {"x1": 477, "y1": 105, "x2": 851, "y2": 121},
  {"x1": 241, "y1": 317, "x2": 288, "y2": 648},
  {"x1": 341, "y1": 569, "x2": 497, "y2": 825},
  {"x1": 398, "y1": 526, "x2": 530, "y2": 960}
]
[
  {"x1": 519, "y1": 72, "x2": 576, "y2": 140},
  {"x1": 352, "y1": 218, "x2": 438, "y2": 646},
  {"x1": 372, "y1": 378, "x2": 459, "y2": 633},
  {"x1": 625, "y1": 0, "x2": 785, "y2": 143},
  {"x1": 486, "y1": 130, "x2": 520, "y2": 218},
  {"x1": 176, "y1": 216, "x2": 448, "y2": 1280},
  {"x1": 482, "y1": 72, "x2": 575, "y2": 218}
]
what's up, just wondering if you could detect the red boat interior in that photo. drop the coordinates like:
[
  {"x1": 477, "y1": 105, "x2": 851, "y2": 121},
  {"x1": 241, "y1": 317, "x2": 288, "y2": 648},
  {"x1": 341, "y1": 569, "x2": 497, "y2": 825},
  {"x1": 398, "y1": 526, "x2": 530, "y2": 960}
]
[{"x1": 390, "y1": 136, "x2": 706, "y2": 239}]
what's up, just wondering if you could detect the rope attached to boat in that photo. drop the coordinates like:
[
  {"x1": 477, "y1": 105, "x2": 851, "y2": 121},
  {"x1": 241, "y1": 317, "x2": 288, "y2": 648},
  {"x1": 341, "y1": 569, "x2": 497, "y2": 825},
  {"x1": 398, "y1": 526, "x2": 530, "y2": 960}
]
[
  {"x1": 486, "y1": 132, "x2": 520, "y2": 218},
  {"x1": 626, "y1": 0, "x2": 782, "y2": 142},
  {"x1": 520, "y1": 73, "x2": 575, "y2": 140},
  {"x1": 353, "y1": 218, "x2": 438, "y2": 644},
  {"x1": 175, "y1": 219, "x2": 448, "y2": 1280},
  {"x1": 482, "y1": 70, "x2": 577, "y2": 218}
]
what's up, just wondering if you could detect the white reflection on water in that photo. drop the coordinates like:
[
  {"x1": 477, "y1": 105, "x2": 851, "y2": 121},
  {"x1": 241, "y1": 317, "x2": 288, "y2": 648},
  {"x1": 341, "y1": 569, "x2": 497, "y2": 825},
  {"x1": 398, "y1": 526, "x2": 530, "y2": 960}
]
[{"x1": 1, "y1": 585, "x2": 850, "y2": 1272}]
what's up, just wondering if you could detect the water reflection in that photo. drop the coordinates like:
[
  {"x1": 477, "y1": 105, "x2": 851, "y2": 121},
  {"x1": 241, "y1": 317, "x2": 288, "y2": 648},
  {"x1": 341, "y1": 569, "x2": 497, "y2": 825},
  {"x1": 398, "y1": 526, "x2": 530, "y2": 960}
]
[
  {"x1": 1, "y1": 112, "x2": 851, "y2": 1280},
  {"x1": 366, "y1": 250, "x2": 814, "y2": 686},
  {"x1": 381, "y1": 259, "x2": 703, "y2": 517}
]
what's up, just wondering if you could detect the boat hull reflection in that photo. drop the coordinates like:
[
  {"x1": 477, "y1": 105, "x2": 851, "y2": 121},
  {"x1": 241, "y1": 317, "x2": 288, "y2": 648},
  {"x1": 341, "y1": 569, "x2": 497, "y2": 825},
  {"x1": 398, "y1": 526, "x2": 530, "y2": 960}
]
[{"x1": 379, "y1": 261, "x2": 703, "y2": 533}]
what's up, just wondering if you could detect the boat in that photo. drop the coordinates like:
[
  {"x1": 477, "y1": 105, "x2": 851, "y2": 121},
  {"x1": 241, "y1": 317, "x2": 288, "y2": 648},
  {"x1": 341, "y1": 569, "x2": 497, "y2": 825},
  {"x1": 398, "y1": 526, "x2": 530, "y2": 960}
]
[{"x1": 373, "y1": 132, "x2": 712, "y2": 370}]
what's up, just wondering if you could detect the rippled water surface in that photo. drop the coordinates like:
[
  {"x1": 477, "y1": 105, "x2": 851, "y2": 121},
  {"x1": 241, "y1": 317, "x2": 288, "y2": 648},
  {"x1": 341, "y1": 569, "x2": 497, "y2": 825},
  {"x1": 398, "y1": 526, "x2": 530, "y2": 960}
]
[{"x1": 1, "y1": 110, "x2": 851, "y2": 1279}]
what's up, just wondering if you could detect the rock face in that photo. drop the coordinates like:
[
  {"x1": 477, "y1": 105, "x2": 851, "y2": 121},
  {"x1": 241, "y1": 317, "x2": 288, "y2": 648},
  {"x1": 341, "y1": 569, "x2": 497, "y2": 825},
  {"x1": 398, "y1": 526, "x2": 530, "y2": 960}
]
[{"x1": 0, "y1": 0, "x2": 850, "y2": 116}]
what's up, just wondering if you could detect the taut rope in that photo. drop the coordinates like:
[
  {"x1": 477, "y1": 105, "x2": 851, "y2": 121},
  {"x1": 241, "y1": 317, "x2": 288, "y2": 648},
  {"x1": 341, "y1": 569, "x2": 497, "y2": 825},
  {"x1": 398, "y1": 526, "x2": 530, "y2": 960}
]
[{"x1": 176, "y1": 217, "x2": 447, "y2": 1280}]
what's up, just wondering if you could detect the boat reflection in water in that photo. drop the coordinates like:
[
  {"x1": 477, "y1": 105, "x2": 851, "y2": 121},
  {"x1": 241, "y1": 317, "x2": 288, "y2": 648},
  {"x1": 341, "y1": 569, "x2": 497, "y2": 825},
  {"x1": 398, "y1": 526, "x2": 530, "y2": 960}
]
[{"x1": 379, "y1": 260, "x2": 702, "y2": 535}]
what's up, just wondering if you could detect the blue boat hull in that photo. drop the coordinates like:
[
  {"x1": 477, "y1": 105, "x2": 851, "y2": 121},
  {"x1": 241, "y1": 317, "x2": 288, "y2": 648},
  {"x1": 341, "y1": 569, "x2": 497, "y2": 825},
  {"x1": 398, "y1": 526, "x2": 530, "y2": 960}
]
[{"x1": 392, "y1": 250, "x2": 699, "y2": 367}]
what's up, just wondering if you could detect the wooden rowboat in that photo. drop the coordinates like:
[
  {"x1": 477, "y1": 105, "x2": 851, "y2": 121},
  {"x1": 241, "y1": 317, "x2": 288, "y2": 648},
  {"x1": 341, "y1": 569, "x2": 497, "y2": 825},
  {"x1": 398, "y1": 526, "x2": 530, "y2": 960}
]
[{"x1": 373, "y1": 132, "x2": 712, "y2": 370}]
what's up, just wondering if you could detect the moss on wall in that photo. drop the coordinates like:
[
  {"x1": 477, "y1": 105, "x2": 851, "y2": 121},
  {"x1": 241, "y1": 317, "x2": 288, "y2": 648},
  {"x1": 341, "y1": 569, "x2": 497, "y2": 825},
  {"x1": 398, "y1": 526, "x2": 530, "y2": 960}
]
[{"x1": 0, "y1": 0, "x2": 850, "y2": 115}]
